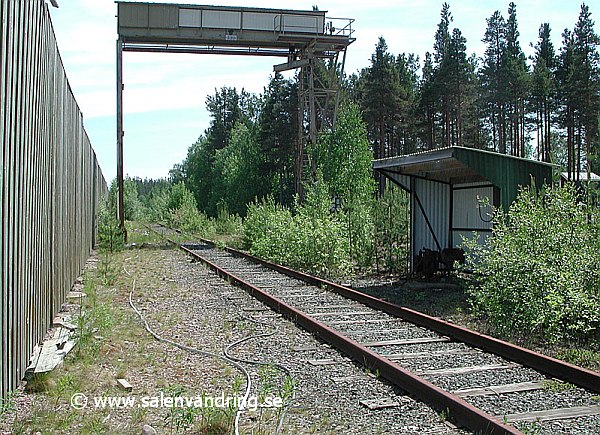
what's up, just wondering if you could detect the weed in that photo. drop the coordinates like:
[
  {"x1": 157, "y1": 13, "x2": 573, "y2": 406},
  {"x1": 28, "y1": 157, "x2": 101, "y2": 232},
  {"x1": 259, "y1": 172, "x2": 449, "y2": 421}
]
[
  {"x1": 555, "y1": 348, "x2": 600, "y2": 371},
  {"x1": 279, "y1": 374, "x2": 295, "y2": 403},
  {"x1": 542, "y1": 379, "x2": 576, "y2": 393},
  {"x1": 98, "y1": 254, "x2": 120, "y2": 286},
  {"x1": 515, "y1": 420, "x2": 543, "y2": 435},
  {"x1": 24, "y1": 372, "x2": 53, "y2": 394},
  {"x1": 132, "y1": 406, "x2": 149, "y2": 424},
  {"x1": 162, "y1": 384, "x2": 198, "y2": 434},
  {"x1": 195, "y1": 394, "x2": 234, "y2": 435},
  {"x1": 231, "y1": 375, "x2": 245, "y2": 396},
  {"x1": 83, "y1": 415, "x2": 107, "y2": 434},
  {"x1": 0, "y1": 390, "x2": 16, "y2": 416},
  {"x1": 438, "y1": 407, "x2": 450, "y2": 422},
  {"x1": 97, "y1": 204, "x2": 125, "y2": 253},
  {"x1": 258, "y1": 364, "x2": 279, "y2": 402}
]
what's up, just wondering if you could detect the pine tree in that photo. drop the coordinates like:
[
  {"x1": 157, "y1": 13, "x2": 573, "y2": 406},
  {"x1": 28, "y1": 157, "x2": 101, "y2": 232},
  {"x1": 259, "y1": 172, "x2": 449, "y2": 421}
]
[
  {"x1": 394, "y1": 53, "x2": 420, "y2": 154},
  {"x1": 503, "y1": 2, "x2": 530, "y2": 157},
  {"x1": 419, "y1": 52, "x2": 437, "y2": 149},
  {"x1": 447, "y1": 28, "x2": 471, "y2": 147},
  {"x1": 556, "y1": 4, "x2": 600, "y2": 180},
  {"x1": 481, "y1": 10, "x2": 507, "y2": 153},
  {"x1": 531, "y1": 23, "x2": 556, "y2": 162},
  {"x1": 362, "y1": 37, "x2": 399, "y2": 160},
  {"x1": 556, "y1": 29, "x2": 577, "y2": 177},
  {"x1": 362, "y1": 37, "x2": 400, "y2": 191},
  {"x1": 572, "y1": 3, "x2": 600, "y2": 180},
  {"x1": 258, "y1": 74, "x2": 298, "y2": 205},
  {"x1": 433, "y1": 3, "x2": 453, "y2": 147}
]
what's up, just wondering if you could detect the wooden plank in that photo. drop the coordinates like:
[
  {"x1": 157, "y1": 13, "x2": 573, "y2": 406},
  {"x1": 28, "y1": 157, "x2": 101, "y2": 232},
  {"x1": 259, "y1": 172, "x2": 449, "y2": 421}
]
[
  {"x1": 302, "y1": 304, "x2": 360, "y2": 310},
  {"x1": 117, "y1": 378, "x2": 133, "y2": 392},
  {"x1": 34, "y1": 336, "x2": 76, "y2": 373},
  {"x1": 417, "y1": 363, "x2": 520, "y2": 376},
  {"x1": 363, "y1": 337, "x2": 450, "y2": 347},
  {"x1": 53, "y1": 318, "x2": 77, "y2": 331},
  {"x1": 347, "y1": 328, "x2": 412, "y2": 335},
  {"x1": 277, "y1": 293, "x2": 320, "y2": 299},
  {"x1": 26, "y1": 345, "x2": 42, "y2": 372},
  {"x1": 383, "y1": 348, "x2": 475, "y2": 360},
  {"x1": 502, "y1": 405, "x2": 600, "y2": 423},
  {"x1": 307, "y1": 311, "x2": 376, "y2": 317},
  {"x1": 359, "y1": 397, "x2": 403, "y2": 410},
  {"x1": 331, "y1": 375, "x2": 368, "y2": 383},
  {"x1": 307, "y1": 358, "x2": 337, "y2": 366},
  {"x1": 453, "y1": 381, "x2": 546, "y2": 398},
  {"x1": 292, "y1": 345, "x2": 318, "y2": 352},
  {"x1": 327, "y1": 318, "x2": 400, "y2": 326}
]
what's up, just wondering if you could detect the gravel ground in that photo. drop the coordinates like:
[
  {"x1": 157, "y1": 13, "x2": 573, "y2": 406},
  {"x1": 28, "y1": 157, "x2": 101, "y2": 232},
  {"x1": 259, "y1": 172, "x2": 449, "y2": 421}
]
[
  {"x1": 130, "y1": 245, "x2": 468, "y2": 434},
  {"x1": 188, "y1": 243, "x2": 600, "y2": 435}
]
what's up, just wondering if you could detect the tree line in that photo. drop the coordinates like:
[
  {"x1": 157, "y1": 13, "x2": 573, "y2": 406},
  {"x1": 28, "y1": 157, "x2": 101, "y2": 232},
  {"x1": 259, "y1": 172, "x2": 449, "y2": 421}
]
[
  {"x1": 350, "y1": 2, "x2": 599, "y2": 178},
  {"x1": 164, "y1": 2, "x2": 598, "y2": 217}
]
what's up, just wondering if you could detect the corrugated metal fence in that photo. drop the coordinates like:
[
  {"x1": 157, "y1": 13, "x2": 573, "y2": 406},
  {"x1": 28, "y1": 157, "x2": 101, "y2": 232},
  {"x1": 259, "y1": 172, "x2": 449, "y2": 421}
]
[{"x1": 1, "y1": 0, "x2": 107, "y2": 397}]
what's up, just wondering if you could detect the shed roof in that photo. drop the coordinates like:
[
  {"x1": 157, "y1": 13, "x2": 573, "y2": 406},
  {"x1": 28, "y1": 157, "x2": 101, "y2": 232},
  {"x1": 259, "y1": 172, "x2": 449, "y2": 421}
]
[
  {"x1": 560, "y1": 172, "x2": 600, "y2": 182},
  {"x1": 373, "y1": 146, "x2": 557, "y2": 210}
]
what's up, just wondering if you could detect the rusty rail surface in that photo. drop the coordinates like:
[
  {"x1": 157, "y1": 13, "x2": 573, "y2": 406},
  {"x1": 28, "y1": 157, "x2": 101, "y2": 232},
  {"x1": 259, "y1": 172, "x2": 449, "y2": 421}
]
[
  {"x1": 220, "y1": 243, "x2": 600, "y2": 394},
  {"x1": 146, "y1": 224, "x2": 600, "y2": 433},
  {"x1": 179, "y1": 243, "x2": 521, "y2": 435}
]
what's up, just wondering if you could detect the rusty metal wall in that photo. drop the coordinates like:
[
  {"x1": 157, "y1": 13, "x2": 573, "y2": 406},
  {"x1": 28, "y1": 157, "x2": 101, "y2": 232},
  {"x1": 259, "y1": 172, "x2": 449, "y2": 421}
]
[{"x1": 0, "y1": 0, "x2": 107, "y2": 397}]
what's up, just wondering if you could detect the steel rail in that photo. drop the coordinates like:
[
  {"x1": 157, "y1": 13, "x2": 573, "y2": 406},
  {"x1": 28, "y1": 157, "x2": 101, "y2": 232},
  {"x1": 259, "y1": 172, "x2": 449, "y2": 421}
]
[
  {"x1": 178, "y1": 243, "x2": 521, "y2": 435},
  {"x1": 144, "y1": 224, "x2": 600, "y2": 433},
  {"x1": 212, "y1": 242, "x2": 600, "y2": 395}
]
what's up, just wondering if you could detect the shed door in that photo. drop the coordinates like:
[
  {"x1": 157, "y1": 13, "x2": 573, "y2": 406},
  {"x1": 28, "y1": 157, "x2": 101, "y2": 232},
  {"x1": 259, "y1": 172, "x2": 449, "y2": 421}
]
[{"x1": 451, "y1": 184, "x2": 496, "y2": 248}]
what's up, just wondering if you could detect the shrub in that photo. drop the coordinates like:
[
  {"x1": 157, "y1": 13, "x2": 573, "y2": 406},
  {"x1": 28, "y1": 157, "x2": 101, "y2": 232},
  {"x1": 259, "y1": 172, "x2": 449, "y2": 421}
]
[
  {"x1": 168, "y1": 202, "x2": 213, "y2": 236},
  {"x1": 107, "y1": 178, "x2": 143, "y2": 221},
  {"x1": 244, "y1": 178, "x2": 351, "y2": 277},
  {"x1": 97, "y1": 204, "x2": 124, "y2": 252},
  {"x1": 372, "y1": 185, "x2": 409, "y2": 273},
  {"x1": 462, "y1": 184, "x2": 600, "y2": 343}
]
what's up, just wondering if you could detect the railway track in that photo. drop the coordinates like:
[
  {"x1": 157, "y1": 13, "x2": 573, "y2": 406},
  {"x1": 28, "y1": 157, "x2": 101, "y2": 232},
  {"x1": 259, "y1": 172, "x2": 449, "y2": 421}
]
[{"x1": 147, "y1": 224, "x2": 600, "y2": 434}]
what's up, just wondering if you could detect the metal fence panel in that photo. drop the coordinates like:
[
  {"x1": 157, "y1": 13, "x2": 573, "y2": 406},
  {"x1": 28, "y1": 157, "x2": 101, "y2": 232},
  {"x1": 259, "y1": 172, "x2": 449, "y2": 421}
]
[{"x1": 0, "y1": 0, "x2": 107, "y2": 397}]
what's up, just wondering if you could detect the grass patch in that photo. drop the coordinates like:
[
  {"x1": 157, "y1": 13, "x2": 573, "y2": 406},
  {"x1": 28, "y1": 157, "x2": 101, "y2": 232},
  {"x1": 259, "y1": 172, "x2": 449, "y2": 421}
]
[
  {"x1": 23, "y1": 372, "x2": 53, "y2": 394},
  {"x1": 553, "y1": 348, "x2": 600, "y2": 371},
  {"x1": 542, "y1": 379, "x2": 576, "y2": 393}
]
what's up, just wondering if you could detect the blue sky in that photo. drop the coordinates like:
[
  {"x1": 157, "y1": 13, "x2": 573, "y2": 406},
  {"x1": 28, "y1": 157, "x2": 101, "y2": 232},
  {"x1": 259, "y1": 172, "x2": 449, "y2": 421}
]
[{"x1": 48, "y1": 0, "x2": 594, "y2": 182}]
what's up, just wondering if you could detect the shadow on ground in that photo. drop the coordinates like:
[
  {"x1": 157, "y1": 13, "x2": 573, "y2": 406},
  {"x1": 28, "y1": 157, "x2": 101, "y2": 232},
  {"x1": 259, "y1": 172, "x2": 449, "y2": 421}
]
[{"x1": 348, "y1": 277, "x2": 470, "y2": 321}]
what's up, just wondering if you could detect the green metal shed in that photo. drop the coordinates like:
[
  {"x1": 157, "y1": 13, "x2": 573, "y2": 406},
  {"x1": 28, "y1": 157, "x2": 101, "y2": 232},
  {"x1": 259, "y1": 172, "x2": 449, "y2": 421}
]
[{"x1": 373, "y1": 146, "x2": 557, "y2": 273}]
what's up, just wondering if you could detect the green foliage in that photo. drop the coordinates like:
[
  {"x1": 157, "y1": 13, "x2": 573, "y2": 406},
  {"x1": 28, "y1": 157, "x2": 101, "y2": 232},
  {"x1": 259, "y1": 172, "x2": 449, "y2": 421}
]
[
  {"x1": 166, "y1": 181, "x2": 197, "y2": 212},
  {"x1": 74, "y1": 276, "x2": 114, "y2": 363},
  {"x1": 315, "y1": 102, "x2": 377, "y2": 267},
  {"x1": 97, "y1": 204, "x2": 124, "y2": 253},
  {"x1": 168, "y1": 202, "x2": 210, "y2": 236},
  {"x1": 214, "y1": 204, "x2": 243, "y2": 235},
  {"x1": 463, "y1": 184, "x2": 600, "y2": 343},
  {"x1": 372, "y1": 185, "x2": 410, "y2": 273},
  {"x1": 555, "y1": 347, "x2": 600, "y2": 370},
  {"x1": 108, "y1": 178, "x2": 143, "y2": 221},
  {"x1": 244, "y1": 177, "x2": 351, "y2": 277},
  {"x1": 162, "y1": 385, "x2": 198, "y2": 434},
  {"x1": 243, "y1": 104, "x2": 411, "y2": 277},
  {"x1": 514, "y1": 420, "x2": 543, "y2": 435},
  {"x1": 213, "y1": 123, "x2": 265, "y2": 216},
  {"x1": 542, "y1": 379, "x2": 575, "y2": 392},
  {"x1": 24, "y1": 372, "x2": 53, "y2": 394},
  {"x1": 0, "y1": 390, "x2": 16, "y2": 416}
]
